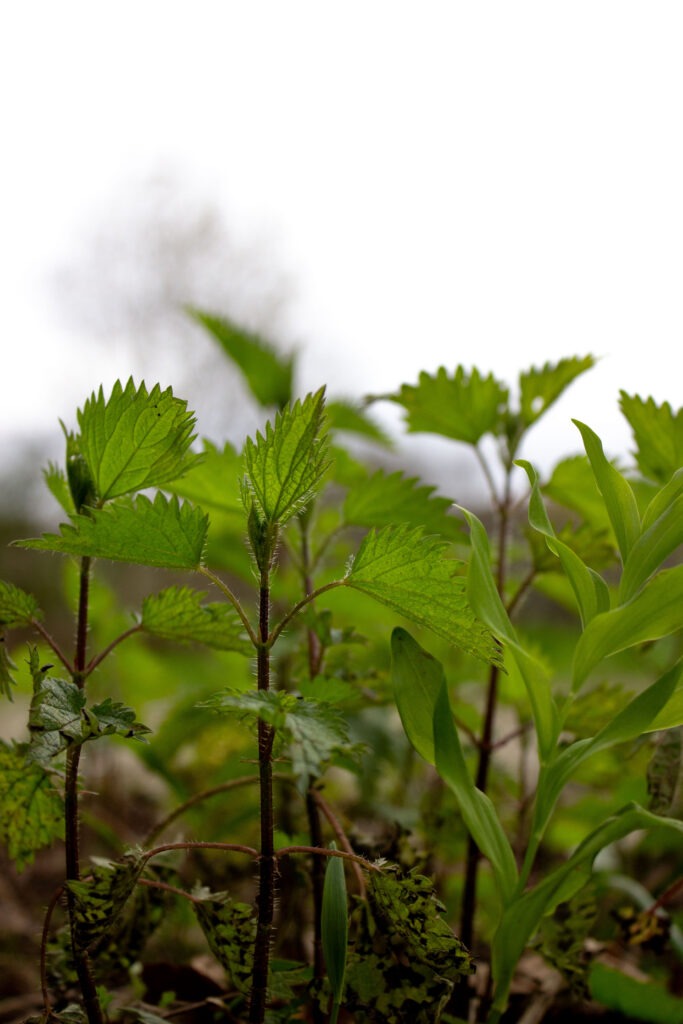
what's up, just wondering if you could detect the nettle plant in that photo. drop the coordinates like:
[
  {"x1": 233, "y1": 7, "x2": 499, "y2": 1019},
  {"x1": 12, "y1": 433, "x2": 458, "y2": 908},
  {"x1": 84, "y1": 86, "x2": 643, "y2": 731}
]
[{"x1": 0, "y1": 324, "x2": 681, "y2": 1024}]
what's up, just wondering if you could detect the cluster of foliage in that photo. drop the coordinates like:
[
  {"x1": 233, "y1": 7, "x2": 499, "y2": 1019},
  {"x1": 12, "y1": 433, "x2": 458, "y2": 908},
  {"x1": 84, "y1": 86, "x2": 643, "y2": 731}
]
[{"x1": 1, "y1": 318, "x2": 682, "y2": 1024}]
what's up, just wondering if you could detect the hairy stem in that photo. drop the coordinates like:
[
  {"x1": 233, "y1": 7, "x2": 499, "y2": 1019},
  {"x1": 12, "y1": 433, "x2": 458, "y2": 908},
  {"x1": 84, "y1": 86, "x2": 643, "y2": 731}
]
[
  {"x1": 249, "y1": 575, "x2": 276, "y2": 1024},
  {"x1": 65, "y1": 556, "x2": 104, "y2": 1024}
]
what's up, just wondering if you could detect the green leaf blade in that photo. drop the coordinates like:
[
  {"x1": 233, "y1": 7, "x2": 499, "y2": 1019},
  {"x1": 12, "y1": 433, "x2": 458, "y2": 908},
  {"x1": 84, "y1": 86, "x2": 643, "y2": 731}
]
[
  {"x1": 322, "y1": 842, "x2": 348, "y2": 1010},
  {"x1": 141, "y1": 586, "x2": 250, "y2": 653},
  {"x1": 343, "y1": 469, "x2": 464, "y2": 541},
  {"x1": 388, "y1": 366, "x2": 509, "y2": 444},
  {"x1": 0, "y1": 741, "x2": 64, "y2": 871},
  {"x1": 190, "y1": 310, "x2": 294, "y2": 409},
  {"x1": 78, "y1": 378, "x2": 198, "y2": 501},
  {"x1": 243, "y1": 388, "x2": 330, "y2": 526},
  {"x1": 573, "y1": 420, "x2": 640, "y2": 562},
  {"x1": 345, "y1": 525, "x2": 500, "y2": 664},
  {"x1": 0, "y1": 580, "x2": 41, "y2": 627},
  {"x1": 619, "y1": 391, "x2": 683, "y2": 485},
  {"x1": 518, "y1": 356, "x2": 595, "y2": 428},
  {"x1": 619, "y1": 491, "x2": 683, "y2": 602},
  {"x1": 18, "y1": 493, "x2": 209, "y2": 570}
]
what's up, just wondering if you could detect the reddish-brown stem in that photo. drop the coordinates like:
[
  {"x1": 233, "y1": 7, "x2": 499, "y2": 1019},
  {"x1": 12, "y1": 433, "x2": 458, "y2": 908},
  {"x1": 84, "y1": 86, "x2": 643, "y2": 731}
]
[
  {"x1": 84, "y1": 623, "x2": 142, "y2": 675},
  {"x1": 143, "y1": 840, "x2": 259, "y2": 861},
  {"x1": 276, "y1": 845, "x2": 380, "y2": 872},
  {"x1": 30, "y1": 619, "x2": 74, "y2": 674},
  {"x1": 40, "y1": 885, "x2": 65, "y2": 1015},
  {"x1": 648, "y1": 875, "x2": 683, "y2": 913},
  {"x1": 311, "y1": 789, "x2": 366, "y2": 897}
]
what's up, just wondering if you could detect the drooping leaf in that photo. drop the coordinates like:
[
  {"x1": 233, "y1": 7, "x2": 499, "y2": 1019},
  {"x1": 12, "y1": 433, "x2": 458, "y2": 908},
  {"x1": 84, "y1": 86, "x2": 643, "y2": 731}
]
[
  {"x1": 66, "y1": 851, "x2": 146, "y2": 951},
  {"x1": 326, "y1": 399, "x2": 392, "y2": 446},
  {"x1": 203, "y1": 690, "x2": 351, "y2": 779},
  {"x1": 461, "y1": 508, "x2": 558, "y2": 758},
  {"x1": 573, "y1": 420, "x2": 641, "y2": 563},
  {"x1": 544, "y1": 456, "x2": 614, "y2": 537},
  {"x1": 573, "y1": 565, "x2": 683, "y2": 690},
  {"x1": 141, "y1": 586, "x2": 250, "y2": 653},
  {"x1": 619, "y1": 391, "x2": 683, "y2": 485},
  {"x1": 18, "y1": 493, "x2": 208, "y2": 570},
  {"x1": 243, "y1": 388, "x2": 330, "y2": 527},
  {"x1": 491, "y1": 804, "x2": 683, "y2": 1018},
  {"x1": 190, "y1": 310, "x2": 294, "y2": 409},
  {"x1": 518, "y1": 460, "x2": 610, "y2": 626},
  {"x1": 28, "y1": 672, "x2": 150, "y2": 766},
  {"x1": 388, "y1": 366, "x2": 508, "y2": 445},
  {"x1": 589, "y1": 961, "x2": 683, "y2": 1024},
  {"x1": 0, "y1": 741, "x2": 64, "y2": 871},
  {"x1": 433, "y1": 678, "x2": 518, "y2": 904},
  {"x1": 343, "y1": 469, "x2": 464, "y2": 541},
  {"x1": 342, "y1": 869, "x2": 473, "y2": 1023},
  {"x1": 391, "y1": 627, "x2": 443, "y2": 765},
  {"x1": 647, "y1": 728, "x2": 682, "y2": 815},
  {"x1": 193, "y1": 888, "x2": 256, "y2": 994},
  {"x1": 518, "y1": 356, "x2": 595, "y2": 429},
  {"x1": 0, "y1": 580, "x2": 41, "y2": 627},
  {"x1": 344, "y1": 525, "x2": 500, "y2": 665},
  {"x1": 77, "y1": 378, "x2": 198, "y2": 501}
]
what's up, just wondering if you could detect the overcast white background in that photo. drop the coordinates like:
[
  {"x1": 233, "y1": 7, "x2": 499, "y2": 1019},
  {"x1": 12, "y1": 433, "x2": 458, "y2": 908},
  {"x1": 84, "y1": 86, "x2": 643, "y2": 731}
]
[{"x1": 2, "y1": 3, "x2": 682, "y2": 496}]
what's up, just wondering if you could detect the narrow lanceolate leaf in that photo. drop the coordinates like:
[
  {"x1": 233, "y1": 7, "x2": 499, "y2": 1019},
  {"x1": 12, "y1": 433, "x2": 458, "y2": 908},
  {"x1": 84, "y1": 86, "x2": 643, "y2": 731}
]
[
  {"x1": 434, "y1": 675, "x2": 518, "y2": 904},
  {"x1": 190, "y1": 310, "x2": 294, "y2": 409},
  {"x1": 529, "y1": 662, "x2": 682, "y2": 865},
  {"x1": 573, "y1": 420, "x2": 640, "y2": 563},
  {"x1": 573, "y1": 565, "x2": 683, "y2": 690},
  {"x1": 18, "y1": 494, "x2": 208, "y2": 570},
  {"x1": 0, "y1": 580, "x2": 41, "y2": 627},
  {"x1": 343, "y1": 469, "x2": 464, "y2": 541},
  {"x1": 388, "y1": 366, "x2": 508, "y2": 444},
  {"x1": 518, "y1": 461, "x2": 610, "y2": 626},
  {"x1": 391, "y1": 627, "x2": 443, "y2": 765},
  {"x1": 243, "y1": 388, "x2": 330, "y2": 525},
  {"x1": 0, "y1": 741, "x2": 64, "y2": 871},
  {"x1": 490, "y1": 805, "x2": 683, "y2": 1017},
  {"x1": 619, "y1": 491, "x2": 683, "y2": 602},
  {"x1": 345, "y1": 525, "x2": 500, "y2": 664},
  {"x1": 322, "y1": 842, "x2": 348, "y2": 1015},
  {"x1": 77, "y1": 378, "x2": 198, "y2": 501},
  {"x1": 141, "y1": 587, "x2": 250, "y2": 653},
  {"x1": 518, "y1": 356, "x2": 595, "y2": 429},
  {"x1": 462, "y1": 508, "x2": 559, "y2": 758},
  {"x1": 619, "y1": 391, "x2": 683, "y2": 485}
]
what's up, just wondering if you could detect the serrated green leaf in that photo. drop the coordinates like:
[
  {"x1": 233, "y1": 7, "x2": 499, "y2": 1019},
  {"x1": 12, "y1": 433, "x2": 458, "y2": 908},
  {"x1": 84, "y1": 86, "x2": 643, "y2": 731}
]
[
  {"x1": 619, "y1": 392, "x2": 683, "y2": 485},
  {"x1": 203, "y1": 690, "x2": 350, "y2": 779},
  {"x1": 0, "y1": 635, "x2": 17, "y2": 699},
  {"x1": 67, "y1": 851, "x2": 145, "y2": 951},
  {"x1": 518, "y1": 460, "x2": 610, "y2": 626},
  {"x1": 389, "y1": 366, "x2": 508, "y2": 445},
  {"x1": 518, "y1": 356, "x2": 595, "y2": 428},
  {"x1": 573, "y1": 420, "x2": 640, "y2": 563},
  {"x1": 326, "y1": 398, "x2": 392, "y2": 446},
  {"x1": 28, "y1": 673, "x2": 149, "y2": 765},
  {"x1": 461, "y1": 508, "x2": 558, "y2": 759},
  {"x1": 573, "y1": 565, "x2": 683, "y2": 690},
  {"x1": 141, "y1": 586, "x2": 251, "y2": 653},
  {"x1": 77, "y1": 378, "x2": 198, "y2": 501},
  {"x1": 345, "y1": 525, "x2": 500, "y2": 665},
  {"x1": 491, "y1": 804, "x2": 683, "y2": 1017},
  {"x1": 619, "y1": 491, "x2": 683, "y2": 602},
  {"x1": 19, "y1": 493, "x2": 208, "y2": 570},
  {"x1": 193, "y1": 888, "x2": 256, "y2": 994},
  {"x1": 243, "y1": 388, "x2": 330, "y2": 526},
  {"x1": 0, "y1": 741, "x2": 64, "y2": 871},
  {"x1": 44, "y1": 462, "x2": 76, "y2": 515},
  {"x1": 190, "y1": 310, "x2": 294, "y2": 409},
  {"x1": 343, "y1": 469, "x2": 464, "y2": 541},
  {"x1": 0, "y1": 579, "x2": 41, "y2": 627}
]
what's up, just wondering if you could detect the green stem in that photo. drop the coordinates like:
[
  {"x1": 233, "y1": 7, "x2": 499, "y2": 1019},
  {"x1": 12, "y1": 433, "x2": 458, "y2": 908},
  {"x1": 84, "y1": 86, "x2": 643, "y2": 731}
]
[
  {"x1": 249, "y1": 574, "x2": 276, "y2": 1024},
  {"x1": 199, "y1": 565, "x2": 259, "y2": 645},
  {"x1": 64, "y1": 556, "x2": 104, "y2": 1024}
]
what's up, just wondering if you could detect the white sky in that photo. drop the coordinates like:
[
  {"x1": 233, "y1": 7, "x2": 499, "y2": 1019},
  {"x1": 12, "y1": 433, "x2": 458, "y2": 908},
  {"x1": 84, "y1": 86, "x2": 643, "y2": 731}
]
[{"x1": 2, "y1": 2, "x2": 682, "y2": 480}]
